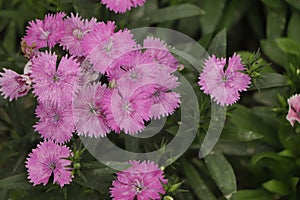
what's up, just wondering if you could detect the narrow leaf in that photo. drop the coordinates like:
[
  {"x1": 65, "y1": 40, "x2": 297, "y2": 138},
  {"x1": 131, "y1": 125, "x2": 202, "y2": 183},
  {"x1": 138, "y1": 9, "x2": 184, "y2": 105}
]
[
  {"x1": 250, "y1": 73, "x2": 287, "y2": 90},
  {"x1": 276, "y1": 37, "x2": 300, "y2": 56},
  {"x1": 204, "y1": 152, "x2": 236, "y2": 198},
  {"x1": 135, "y1": 4, "x2": 204, "y2": 25},
  {"x1": 288, "y1": 12, "x2": 300, "y2": 43},
  {"x1": 263, "y1": 179, "x2": 291, "y2": 195},
  {"x1": 232, "y1": 189, "x2": 273, "y2": 200},
  {"x1": 260, "y1": 39, "x2": 288, "y2": 67},
  {"x1": 266, "y1": 6, "x2": 286, "y2": 39},
  {"x1": 200, "y1": 0, "x2": 226, "y2": 34},
  {"x1": 208, "y1": 29, "x2": 226, "y2": 57},
  {"x1": 182, "y1": 161, "x2": 216, "y2": 200},
  {"x1": 0, "y1": 173, "x2": 32, "y2": 190}
]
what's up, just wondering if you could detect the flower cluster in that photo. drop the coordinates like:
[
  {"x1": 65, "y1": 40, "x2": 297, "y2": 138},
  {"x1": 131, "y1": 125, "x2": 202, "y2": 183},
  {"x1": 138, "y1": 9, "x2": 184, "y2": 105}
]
[
  {"x1": 101, "y1": 0, "x2": 147, "y2": 13},
  {"x1": 110, "y1": 160, "x2": 167, "y2": 200},
  {"x1": 198, "y1": 54, "x2": 251, "y2": 106},
  {"x1": 0, "y1": 12, "x2": 180, "y2": 188}
]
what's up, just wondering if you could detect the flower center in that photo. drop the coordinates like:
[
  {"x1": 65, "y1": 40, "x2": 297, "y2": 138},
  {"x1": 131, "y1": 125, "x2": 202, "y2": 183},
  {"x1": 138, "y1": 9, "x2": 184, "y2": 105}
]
[
  {"x1": 129, "y1": 71, "x2": 139, "y2": 81},
  {"x1": 122, "y1": 102, "x2": 133, "y2": 114},
  {"x1": 53, "y1": 113, "x2": 60, "y2": 122},
  {"x1": 40, "y1": 29, "x2": 50, "y2": 40},
  {"x1": 53, "y1": 74, "x2": 59, "y2": 82},
  {"x1": 153, "y1": 90, "x2": 161, "y2": 97},
  {"x1": 103, "y1": 39, "x2": 113, "y2": 56},
  {"x1": 87, "y1": 103, "x2": 98, "y2": 114},
  {"x1": 133, "y1": 179, "x2": 143, "y2": 193},
  {"x1": 73, "y1": 28, "x2": 84, "y2": 40},
  {"x1": 49, "y1": 162, "x2": 56, "y2": 171},
  {"x1": 222, "y1": 75, "x2": 228, "y2": 82}
]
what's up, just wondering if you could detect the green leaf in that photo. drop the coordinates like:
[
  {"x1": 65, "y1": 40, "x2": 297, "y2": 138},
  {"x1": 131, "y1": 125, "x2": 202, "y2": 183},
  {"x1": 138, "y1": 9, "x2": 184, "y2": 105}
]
[
  {"x1": 288, "y1": 12, "x2": 300, "y2": 43},
  {"x1": 168, "y1": 181, "x2": 184, "y2": 193},
  {"x1": 252, "y1": 152, "x2": 298, "y2": 179},
  {"x1": 231, "y1": 189, "x2": 273, "y2": 200},
  {"x1": 261, "y1": 0, "x2": 284, "y2": 8},
  {"x1": 260, "y1": 39, "x2": 288, "y2": 67},
  {"x1": 199, "y1": 0, "x2": 226, "y2": 34},
  {"x1": 221, "y1": 125, "x2": 263, "y2": 142},
  {"x1": 218, "y1": 0, "x2": 253, "y2": 31},
  {"x1": 0, "y1": 10, "x2": 19, "y2": 18},
  {"x1": 135, "y1": 4, "x2": 205, "y2": 25},
  {"x1": 263, "y1": 179, "x2": 291, "y2": 195},
  {"x1": 250, "y1": 73, "x2": 287, "y2": 90},
  {"x1": 230, "y1": 105, "x2": 280, "y2": 146},
  {"x1": 276, "y1": 37, "x2": 300, "y2": 57},
  {"x1": 182, "y1": 161, "x2": 216, "y2": 200},
  {"x1": 285, "y1": 0, "x2": 300, "y2": 10},
  {"x1": 0, "y1": 173, "x2": 32, "y2": 190},
  {"x1": 266, "y1": 5, "x2": 286, "y2": 39},
  {"x1": 216, "y1": 141, "x2": 273, "y2": 156},
  {"x1": 199, "y1": 33, "x2": 213, "y2": 49},
  {"x1": 278, "y1": 121, "x2": 300, "y2": 157},
  {"x1": 208, "y1": 28, "x2": 226, "y2": 57},
  {"x1": 3, "y1": 21, "x2": 16, "y2": 54},
  {"x1": 204, "y1": 151, "x2": 236, "y2": 198}
]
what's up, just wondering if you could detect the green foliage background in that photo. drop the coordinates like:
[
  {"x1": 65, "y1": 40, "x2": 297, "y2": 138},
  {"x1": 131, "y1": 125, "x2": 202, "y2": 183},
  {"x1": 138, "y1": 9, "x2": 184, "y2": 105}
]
[{"x1": 0, "y1": 0, "x2": 300, "y2": 199}]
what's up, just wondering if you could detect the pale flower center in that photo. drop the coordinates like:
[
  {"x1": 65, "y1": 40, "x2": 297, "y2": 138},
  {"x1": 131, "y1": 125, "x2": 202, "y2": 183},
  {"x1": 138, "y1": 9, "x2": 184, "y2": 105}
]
[
  {"x1": 123, "y1": 102, "x2": 133, "y2": 114},
  {"x1": 129, "y1": 71, "x2": 139, "y2": 81},
  {"x1": 73, "y1": 28, "x2": 84, "y2": 40},
  {"x1": 40, "y1": 28, "x2": 50, "y2": 40},
  {"x1": 88, "y1": 103, "x2": 100, "y2": 116},
  {"x1": 103, "y1": 39, "x2": 113, "y2": 56}
]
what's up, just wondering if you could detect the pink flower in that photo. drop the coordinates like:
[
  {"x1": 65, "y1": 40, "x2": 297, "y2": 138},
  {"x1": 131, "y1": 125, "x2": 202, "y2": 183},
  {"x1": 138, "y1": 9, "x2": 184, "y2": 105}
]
[
  {"x1": 26, "y1": 140, "x2": 73, "y2": 187},
  {"x1": 198, "y1": 54, "x2": 251, "y2": 106},
  {"x1": 149, "y1": 85, "x2": 180, "y2": 119},
  {"x1": 143, "y1": 37, "x2": 178, "y2": 72},
  {"x1": 286, "y1": 94, "x2": 300, "y2": 126},
  {"x1": 82, "y1": 21, "x2": 136, "y2": 73},
  {"x1": 101, "y1": 0, "x2": 146, "y2": 13},
  {"x1": 73, "y1": 83, "x2": 111, "y2": 137},
  {"x1": 0, "y1": 68, "x2": 31, "y2": 101},
  {"x1": 60, "y1": 13, "x2": 97, "y2": 56},
  {"x1": 31, "y1": 52, "x2": 79, "y2": 105},
  {"x1": 34, "y1": 101, "x2": 74, "y2": 144},
  {"x1": 110, "y1": 160, "x2": 167, "y2": 200},
  {"x1": 107, "y1": 50, "x2": 154, "y2": 82},
  {"x1": 24, "y1": 12, "x2": 66, "y2": 49},
  {"x1": 105, "y1": 86, "x2": 152, "y2": 134}
]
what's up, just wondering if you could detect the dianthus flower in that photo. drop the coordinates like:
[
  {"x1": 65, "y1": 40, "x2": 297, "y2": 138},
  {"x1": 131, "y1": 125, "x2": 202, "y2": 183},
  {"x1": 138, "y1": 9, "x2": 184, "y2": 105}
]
[
  {"x1": 198, "y1": 54, "x2": 251, "y2": 106},
  {"x1": 105, "y1": 85, "x2": 152, "y2": 134},
  {"x1": 82, "y1": 21, "x2": 136, "y2": 73},
  {"x1": 286, "y1": 94, "x2": 300, "y2": 126},
  {"x1": 34, "y1": 101, "x2": 74, "y2": 143},
  {"x1": 0, "y1": 68, "x2": 31, "y2": 101},
  {"x1": 110, "y1": 160, "x2": 167, "y2": 200},
  {"x1": 26, "y1": 140, "x2": 73, "y2": 187},
  {"x1": 60, "y1": 13, "x2": 97, "y2": 56},
  {"x1": 31, "y1": 51, "x2": 79, "y2": 105},
  {"x1": 73, "y1": 83, "x2": 111, "y2": 137},
  {"x1": 24, "y1": 12, "x2": 66, "y2": 49},
  {"x1": 101, "y1": 0, "x2": 146, "y2": 13},
  {"x1": 143, "y1": 37, "x2": 178, "y2": 72}
]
